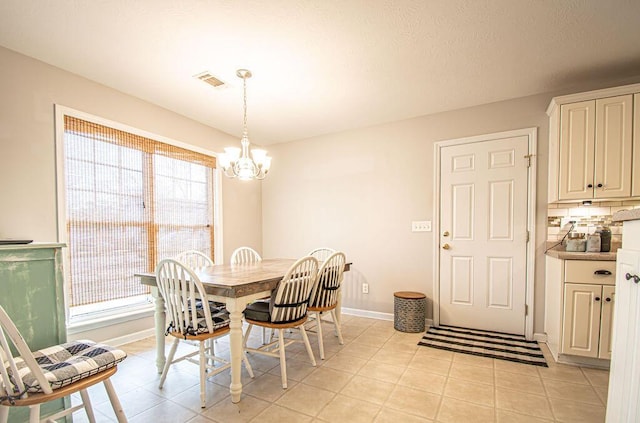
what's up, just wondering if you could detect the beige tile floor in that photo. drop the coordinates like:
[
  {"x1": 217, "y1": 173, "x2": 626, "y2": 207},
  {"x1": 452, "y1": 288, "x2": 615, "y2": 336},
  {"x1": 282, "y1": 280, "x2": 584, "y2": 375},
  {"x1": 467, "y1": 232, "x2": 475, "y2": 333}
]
[{"x1": 70, "y1": 316, "x2": 609, "y2": 422}]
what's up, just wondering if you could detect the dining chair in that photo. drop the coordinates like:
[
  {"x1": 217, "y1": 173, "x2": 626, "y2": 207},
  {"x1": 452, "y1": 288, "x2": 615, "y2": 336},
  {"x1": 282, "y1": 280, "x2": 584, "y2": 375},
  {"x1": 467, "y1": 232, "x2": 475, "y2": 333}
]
[
  {"x1": 155, "y1": 258, "x2": 254, "y2": 408},
  {"x1": 230, "y1": 246, "x2": 262, "y2": 264},
  {"x1": 242, "y1": 256, "x2": 319, "y2": 389},
  {"x1": 0, "y1": 305, "x2": 128, "y2": 423},
  {"x1": 308, "y1": 247, "x2": 336, "y2": 264},
  {"x1": 307, "y1": 251, "x2": 346, "y2": 359},
  {"x1": 175, "y1": 249, "x2": 213, "y2": 270}
]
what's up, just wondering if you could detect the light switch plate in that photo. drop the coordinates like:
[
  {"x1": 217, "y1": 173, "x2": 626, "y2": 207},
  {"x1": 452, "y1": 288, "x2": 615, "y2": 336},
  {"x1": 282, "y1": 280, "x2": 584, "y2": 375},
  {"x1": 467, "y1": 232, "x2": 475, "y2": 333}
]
[{"x1": 412, "y1": 220, "x2": 431, "y2": 232}]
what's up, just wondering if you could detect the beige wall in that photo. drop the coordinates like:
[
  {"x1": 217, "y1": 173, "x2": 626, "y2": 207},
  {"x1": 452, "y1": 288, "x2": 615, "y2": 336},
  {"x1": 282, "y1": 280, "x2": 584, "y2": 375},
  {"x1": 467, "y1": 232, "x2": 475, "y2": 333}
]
[
  {"x1": 0, "y1": 46, "x2": 262, "y2": 341},
  {"x1": 262, "y1": 84, "x2": 638, "y2": 334}
]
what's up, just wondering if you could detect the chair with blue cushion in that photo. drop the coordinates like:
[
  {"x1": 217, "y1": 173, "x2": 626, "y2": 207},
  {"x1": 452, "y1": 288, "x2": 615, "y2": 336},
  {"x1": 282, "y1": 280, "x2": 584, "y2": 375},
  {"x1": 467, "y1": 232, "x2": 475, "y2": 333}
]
[
  {"x1": 242, "y1": 256, "x2": 319, "y2": 389},
  {"x1": 155, "y1": 258, "x2": 254, "y2": 408},
  {"x1": 0, "y1": 305, "x2": 128, "y2": 423}
]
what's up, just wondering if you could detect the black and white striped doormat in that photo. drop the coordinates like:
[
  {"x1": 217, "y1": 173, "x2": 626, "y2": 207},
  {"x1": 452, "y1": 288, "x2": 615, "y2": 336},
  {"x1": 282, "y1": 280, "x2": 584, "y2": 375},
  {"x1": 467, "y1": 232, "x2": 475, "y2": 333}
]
[{"x1": 418, "y1": 325, "x2": 547, "y2": 367}]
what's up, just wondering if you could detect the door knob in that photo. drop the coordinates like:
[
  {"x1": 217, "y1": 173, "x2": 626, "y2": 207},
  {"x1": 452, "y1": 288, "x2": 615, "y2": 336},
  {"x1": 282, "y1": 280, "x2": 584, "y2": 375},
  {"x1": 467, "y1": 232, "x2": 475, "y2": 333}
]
[
  {"x1": 442, "y1": 243, "x2": 451, "y2": 250},
  {"x1": 443, "y1": 231, "x2": 450, "y2": 237}
]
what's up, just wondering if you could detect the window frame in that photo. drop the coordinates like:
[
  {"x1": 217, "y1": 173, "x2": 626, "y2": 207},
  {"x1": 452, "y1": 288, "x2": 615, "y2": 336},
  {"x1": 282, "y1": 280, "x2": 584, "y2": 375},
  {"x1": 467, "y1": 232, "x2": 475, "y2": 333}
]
[{"x1": 54, "y1": 105, "x2": 224, "y2": 326}]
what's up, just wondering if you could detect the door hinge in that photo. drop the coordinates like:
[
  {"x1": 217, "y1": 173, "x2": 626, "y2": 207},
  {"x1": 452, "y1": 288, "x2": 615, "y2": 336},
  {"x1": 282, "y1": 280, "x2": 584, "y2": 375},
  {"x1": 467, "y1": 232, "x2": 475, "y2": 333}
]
[
  {"x1": 525, "y1": 304, "x2": 529, "y2": 316},
  {"x1": 524, "y1": 154, "x2": 534, "y2": 168}
]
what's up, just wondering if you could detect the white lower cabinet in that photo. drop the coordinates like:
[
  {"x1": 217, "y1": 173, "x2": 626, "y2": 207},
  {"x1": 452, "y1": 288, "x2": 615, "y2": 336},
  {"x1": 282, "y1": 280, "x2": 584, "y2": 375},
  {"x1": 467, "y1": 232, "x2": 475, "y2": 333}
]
[
  {"x1": 606, "y1": 248, "x2": 640, "y2": 422},
  {"x1": 562, "y1": 283, "x2": 614, "y2": 359},
  {"x1": 544, "y1": 258, "x2": 615, "y2": 363}
]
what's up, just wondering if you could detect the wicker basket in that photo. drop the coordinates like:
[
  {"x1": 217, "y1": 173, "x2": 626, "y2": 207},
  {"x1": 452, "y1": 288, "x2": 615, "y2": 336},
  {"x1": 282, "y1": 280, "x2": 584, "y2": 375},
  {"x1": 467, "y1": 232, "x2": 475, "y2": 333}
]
[{"x1": 393, "y1": 291, "x2": 426, "y2": 333}]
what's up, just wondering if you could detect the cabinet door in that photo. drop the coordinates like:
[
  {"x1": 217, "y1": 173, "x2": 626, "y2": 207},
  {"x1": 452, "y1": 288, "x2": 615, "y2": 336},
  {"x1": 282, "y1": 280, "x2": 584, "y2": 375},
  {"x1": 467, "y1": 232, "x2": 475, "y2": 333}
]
[
  {"x1": 562, "y1": 283, "x2": 600, "y2": 357},
  {"x1": 594, "y1": 95, "x2": 633, "y2": 199},
  {"x1": 607, "y1": 249, "x2": 640, "y2": 422},
  {"x1": 598, "y1": 285, "x2": 615, "y2": 359},
  {"x1": 632, "y1": 94, "x2": 640, "y2": 196},
  {"x1": 558, "y1": 100, "x2": 595, "y2": 200}
]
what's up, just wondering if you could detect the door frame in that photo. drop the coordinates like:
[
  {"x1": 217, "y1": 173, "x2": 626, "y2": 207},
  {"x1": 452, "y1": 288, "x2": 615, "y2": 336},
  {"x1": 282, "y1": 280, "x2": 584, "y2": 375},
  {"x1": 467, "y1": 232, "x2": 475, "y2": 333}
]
[{"x1": 432, "y1": 127, "x2": 537, "y2": 340}]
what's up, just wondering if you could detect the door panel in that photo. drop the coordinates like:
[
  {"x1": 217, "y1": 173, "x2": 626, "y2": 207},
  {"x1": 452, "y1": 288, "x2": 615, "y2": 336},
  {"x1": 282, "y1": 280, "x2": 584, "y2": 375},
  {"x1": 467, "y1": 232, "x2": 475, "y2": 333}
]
[
  {"x1": 599, "y1": 285, "x2": 615, "y2": 359},
  {"x1": 562, "y1": 283, "x2": 600, "y2": 358},
  {"x1": 439, "y1": 135, "x2": 528, "y2": 334},
  {"x1": 559, "y1": 100, "x2": 595, "y2": 200}
]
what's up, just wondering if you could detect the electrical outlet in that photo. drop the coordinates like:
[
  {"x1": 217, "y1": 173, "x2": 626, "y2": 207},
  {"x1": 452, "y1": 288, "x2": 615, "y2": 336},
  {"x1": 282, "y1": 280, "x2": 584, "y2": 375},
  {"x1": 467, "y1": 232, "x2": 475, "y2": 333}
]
[
  {"x1": 411, "y1": 220, "x2": 432, "y2": 232},
  {"x1": 362, "y1": 283, "x2": 369, "y2": 294}
]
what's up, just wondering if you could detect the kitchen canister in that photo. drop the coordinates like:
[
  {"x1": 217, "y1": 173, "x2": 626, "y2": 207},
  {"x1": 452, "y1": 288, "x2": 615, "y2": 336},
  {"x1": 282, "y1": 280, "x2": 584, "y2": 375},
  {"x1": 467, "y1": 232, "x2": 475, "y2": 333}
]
[
  {"x1": 566, "y1": 233, "x2": 587, "y2": 252},
  {"x1": 586, "y1": 233, "x2": 601, "y2": 252},
  {"x1": 600, "y1": 226, "x2": 612, "y2": 252}
]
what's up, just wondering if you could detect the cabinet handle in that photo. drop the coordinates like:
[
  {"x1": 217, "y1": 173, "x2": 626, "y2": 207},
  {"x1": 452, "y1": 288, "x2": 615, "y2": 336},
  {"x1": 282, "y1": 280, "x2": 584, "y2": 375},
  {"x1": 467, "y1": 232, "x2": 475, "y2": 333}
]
[
  {"x1": 595, "y1": 296, "x2": 601, "y2": 301},
  {"x1": 594, "y1": 270, "x2": 612, "y2": 275},
  {"x1": 597, "y1": 183, "x2": 603, "y2": 188},
  {"x1": 625, "y1": 273, "x2": 640, "y2": 283},
  {"x1": 587, "y1": 184, "x2": 593, "y2": 188},
  {"x1": 605, "y1": 297, "x2": 612, "y2": 302}
]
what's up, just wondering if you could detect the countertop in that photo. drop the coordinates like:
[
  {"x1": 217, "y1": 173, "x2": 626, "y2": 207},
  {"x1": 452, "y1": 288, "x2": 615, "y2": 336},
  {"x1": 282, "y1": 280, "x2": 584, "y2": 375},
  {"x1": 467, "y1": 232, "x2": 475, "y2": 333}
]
[
  {"x1": 612, "y1": 209, "x2": 640, "y2": 222},
  {"x1": 545, "y1": 242, "x2": 618, "y2": 261}
]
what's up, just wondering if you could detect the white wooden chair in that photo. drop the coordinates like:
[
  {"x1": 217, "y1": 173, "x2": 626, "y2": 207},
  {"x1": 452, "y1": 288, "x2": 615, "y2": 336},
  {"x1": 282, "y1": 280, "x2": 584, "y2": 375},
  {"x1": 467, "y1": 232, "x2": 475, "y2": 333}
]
[
  {"x1": 155, "y1": 259, "x2": 254, "y2": 408},
  {"x1": 230, "y1": 246, "x2": 262, "y2": 264},
  {"x1": 175, "y1": 250, "x2": 213, "y2": 270},
  {"x1": 307, "y1": 252, "x2": 346, "y2": 359},
  {"x1": 0, "y1": 305, "x2": 127, "y2": 423},
  {"x1": 242, "y1": 256, "x2": 319, "y2": 389},
  {"x1": 308, "y1": 247, "x2": 336, "y2": 264}
]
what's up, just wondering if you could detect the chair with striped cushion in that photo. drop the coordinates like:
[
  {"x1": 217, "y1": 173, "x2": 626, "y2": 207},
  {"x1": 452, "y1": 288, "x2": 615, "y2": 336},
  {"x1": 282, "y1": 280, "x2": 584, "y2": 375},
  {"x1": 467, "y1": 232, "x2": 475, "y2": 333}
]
[
  {"x1": 307, "y1": 251, "x2": 346, "y2": 359},
  {"x1": 155, "y1": 258, "x2": 254, "y2": 408},
  {"x1": 242, "y1": 256, "x2": 319, "y2": 389},
  {"x1": 0, "y1": 305, "x2": 128, "y2": 423},
  {"x1": 230, "y1": 246, "x2": 262, "y2": 264},
  {"x1": 308, "y1": 247, "x2": 336, "y2": 264}
]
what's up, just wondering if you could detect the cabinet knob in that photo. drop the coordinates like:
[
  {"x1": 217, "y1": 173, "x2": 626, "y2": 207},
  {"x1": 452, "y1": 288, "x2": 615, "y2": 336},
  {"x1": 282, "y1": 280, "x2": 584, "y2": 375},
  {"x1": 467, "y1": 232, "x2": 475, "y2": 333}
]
[
  {"x1": 605, "y1": 297, "x2": 612, "y2": 302},
  {"x1": 595, "y1": 296, "x2": 601, "y2": 302},
  {"x1": 625, "y1": 273, "x2": 640, "y2": 283},
  {"x1": 587, "y1": 184, "x2": 593, "y2": 188},
  {"x1": 597, "y1": 183, "x2": 603, "y2": 188}
]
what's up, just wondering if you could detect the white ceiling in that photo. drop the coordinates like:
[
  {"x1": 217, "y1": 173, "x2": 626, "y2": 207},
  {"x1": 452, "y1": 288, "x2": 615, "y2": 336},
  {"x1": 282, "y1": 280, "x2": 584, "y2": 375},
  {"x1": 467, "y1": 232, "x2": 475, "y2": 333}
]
[{"x1": 1, "y1": 1, "x2": 640, "y2": 146}]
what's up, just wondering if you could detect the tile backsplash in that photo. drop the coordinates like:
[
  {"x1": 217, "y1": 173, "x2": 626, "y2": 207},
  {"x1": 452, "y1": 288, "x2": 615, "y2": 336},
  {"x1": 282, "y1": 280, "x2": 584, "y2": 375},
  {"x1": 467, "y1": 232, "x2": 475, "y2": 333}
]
[{"x1": 547, "y1": 200, "x2": 640, "y2": 243}]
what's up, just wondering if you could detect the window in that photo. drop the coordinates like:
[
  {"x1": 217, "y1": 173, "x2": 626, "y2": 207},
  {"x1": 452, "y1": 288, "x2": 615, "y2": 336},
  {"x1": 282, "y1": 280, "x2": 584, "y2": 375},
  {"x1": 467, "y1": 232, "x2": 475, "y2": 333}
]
[{"x1": 61, "y1": 114, "x2": 217, "y2": 319}]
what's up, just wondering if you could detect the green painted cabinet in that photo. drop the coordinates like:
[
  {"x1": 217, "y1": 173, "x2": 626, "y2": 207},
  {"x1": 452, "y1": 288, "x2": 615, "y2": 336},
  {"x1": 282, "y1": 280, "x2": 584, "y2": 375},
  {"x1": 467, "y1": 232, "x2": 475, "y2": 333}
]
[{"x1": 0, "y1": 243, "x2": 67, "y2": 422}]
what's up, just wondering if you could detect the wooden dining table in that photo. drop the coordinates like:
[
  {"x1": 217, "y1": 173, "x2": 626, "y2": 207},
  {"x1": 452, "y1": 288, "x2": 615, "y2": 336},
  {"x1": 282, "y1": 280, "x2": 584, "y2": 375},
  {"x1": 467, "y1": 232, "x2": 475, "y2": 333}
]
[{"x1": 136, "y1": 258, "x2": 350, "y2": 403}]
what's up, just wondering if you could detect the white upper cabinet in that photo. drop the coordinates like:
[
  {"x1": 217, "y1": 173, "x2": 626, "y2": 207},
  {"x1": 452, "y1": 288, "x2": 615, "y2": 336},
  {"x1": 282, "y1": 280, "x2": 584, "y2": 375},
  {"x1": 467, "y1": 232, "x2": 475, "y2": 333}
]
[
  {"x1": 548, "y1": 84, "x2": 639, "y2": 203},
  {"x1": 633, "y1": 94, "x2": 640, "y2": 197}
]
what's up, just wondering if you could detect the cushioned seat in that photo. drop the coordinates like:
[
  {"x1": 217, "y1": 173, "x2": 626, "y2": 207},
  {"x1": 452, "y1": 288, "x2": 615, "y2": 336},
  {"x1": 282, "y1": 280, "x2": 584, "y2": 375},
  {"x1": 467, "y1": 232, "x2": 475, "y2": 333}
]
[{"x1": 243, "y1": 301, "x2": 270, "y2": 322}]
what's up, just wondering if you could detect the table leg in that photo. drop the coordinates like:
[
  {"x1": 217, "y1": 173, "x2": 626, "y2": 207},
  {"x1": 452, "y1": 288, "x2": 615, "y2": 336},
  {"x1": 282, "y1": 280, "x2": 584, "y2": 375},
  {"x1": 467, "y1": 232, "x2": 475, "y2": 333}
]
[
  {"x1": 226, "y1": 298, "x2": 244, "y2": 403},
  {"x1": 151, "y1": 287, "x2": 166, "y2": 374}
]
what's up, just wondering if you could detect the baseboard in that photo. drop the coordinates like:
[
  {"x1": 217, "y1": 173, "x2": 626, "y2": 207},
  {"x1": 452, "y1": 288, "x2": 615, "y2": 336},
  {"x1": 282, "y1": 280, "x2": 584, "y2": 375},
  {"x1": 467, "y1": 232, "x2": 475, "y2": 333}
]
[
  {"x1": 103, "y1": 328, "x2": 156, "y2": 347},
  {"x1": 341, "y1": 307, "x2": 393, "y2": 321},
  {"x1": 533, "y1": 332, "x2": 547, "y2": 342},
  {"x1": 340, "y1": 307, "x2": 433, "y2": 329}
]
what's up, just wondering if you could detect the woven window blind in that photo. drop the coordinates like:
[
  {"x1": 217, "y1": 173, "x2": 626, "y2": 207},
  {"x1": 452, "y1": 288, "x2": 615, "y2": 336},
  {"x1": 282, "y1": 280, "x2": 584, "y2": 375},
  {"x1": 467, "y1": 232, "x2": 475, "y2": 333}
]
[{"x1": 64, "y1": 116, "x2": 216, "y2": 309}]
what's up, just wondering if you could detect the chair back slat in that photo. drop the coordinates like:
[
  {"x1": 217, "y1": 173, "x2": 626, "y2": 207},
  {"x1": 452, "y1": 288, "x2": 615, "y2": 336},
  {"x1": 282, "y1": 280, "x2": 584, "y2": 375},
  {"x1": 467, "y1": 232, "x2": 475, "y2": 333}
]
[
  {"x1": 156, "y1": 259, "x2": 213, "y2": 335},
  {"x1": 230, "y1": 246, "x2": 262, "y2": 264},
  {"x1": 175, "y1": 250, "x2": 213, "y2": 270},
  {"x1": 271, "y1": 256, "x2": 318, "y2": 323},
  {"x1": 309, "y1": 252, "x2": 346, "y2": 309},
  {"x1": 0, "y1": 305, "x2": 53, "y2": 399},
  {"x1": 308, "y1": 247, "x2": 336, "y2": 264}
]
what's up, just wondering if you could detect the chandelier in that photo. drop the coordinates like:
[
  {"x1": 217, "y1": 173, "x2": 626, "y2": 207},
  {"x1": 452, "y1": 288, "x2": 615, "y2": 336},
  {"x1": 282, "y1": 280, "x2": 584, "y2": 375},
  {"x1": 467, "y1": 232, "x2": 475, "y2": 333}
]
[{"x1": 218, "y1": 69, "x2": 271, "y2": 180}]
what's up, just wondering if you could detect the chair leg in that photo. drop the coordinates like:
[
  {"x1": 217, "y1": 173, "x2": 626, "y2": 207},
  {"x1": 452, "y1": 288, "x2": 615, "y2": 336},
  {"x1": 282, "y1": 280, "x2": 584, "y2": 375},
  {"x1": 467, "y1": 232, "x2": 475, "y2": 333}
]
[
  {"x1": 243, "y1": 323, "x2": 254, "y2": 349},
  {"x1": 277, "y1": 329, "x2": 288, "y2": 389},
  {"x1": 330, "y1": 309, "x2": 344, "y2": 345},
  {"x1": 28, "y1": 405, "x2": 40, "y2": 423},
  {"x1": 315, "y1": 311, "x2": 325, "y2": 360},
  {"x1": 159, "y1": 337, "x2": 179, "y2": 388},
  {"x1": 103, "y1": 378, "x2": 128, "y2": 423},
  {"x1": 199, "y1": 340, "x2": 206, "y2": 408},
  {"x1": 299, "y1": 324, "x2": 317, "y2": 367},
  {"x1": 242, "y1": 350, "x2": 255, "y2": 378},
  {"x1": 79, "y1": 388, "x2": 97, "y2": 423}
]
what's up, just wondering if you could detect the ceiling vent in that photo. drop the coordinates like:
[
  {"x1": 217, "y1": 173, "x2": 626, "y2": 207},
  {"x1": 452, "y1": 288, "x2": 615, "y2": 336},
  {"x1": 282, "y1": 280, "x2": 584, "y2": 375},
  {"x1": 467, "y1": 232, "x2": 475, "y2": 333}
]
[{"x1": 194, "y1": 71, "x2": 226, "y2": 88}]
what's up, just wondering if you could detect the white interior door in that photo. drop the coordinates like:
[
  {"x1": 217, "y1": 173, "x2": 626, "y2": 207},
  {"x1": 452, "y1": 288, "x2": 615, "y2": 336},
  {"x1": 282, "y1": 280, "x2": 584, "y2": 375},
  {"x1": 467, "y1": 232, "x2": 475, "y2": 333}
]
[{"x1": 439, "y1": 135, "x2": 529, "y2": 334}]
